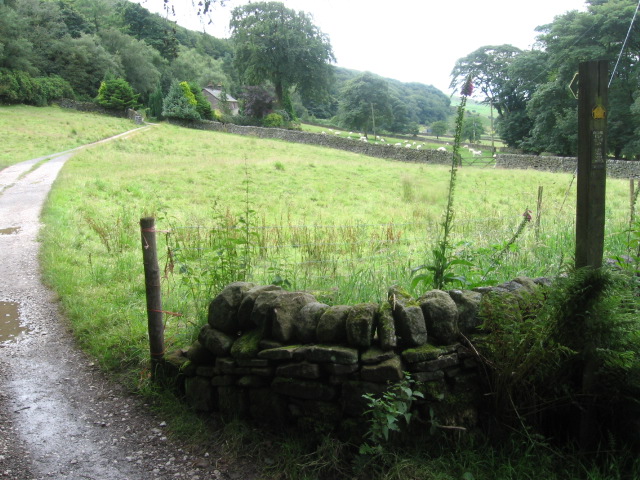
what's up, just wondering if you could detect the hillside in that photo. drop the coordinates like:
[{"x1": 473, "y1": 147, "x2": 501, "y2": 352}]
[{"x1": 0, "y1": 0, "x2": 451, "y2": 131}]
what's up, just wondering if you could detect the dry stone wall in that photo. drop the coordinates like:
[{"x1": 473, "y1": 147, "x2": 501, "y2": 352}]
[
  {"x1": 166, "y1": 277, "x2": 549, "y2": 434},
  {"x1": 496, "y1": 153, "x2": 640, "y2": 179},
  {"x1": 169, "y1": 119, "x2": 452, "y2": 166}
]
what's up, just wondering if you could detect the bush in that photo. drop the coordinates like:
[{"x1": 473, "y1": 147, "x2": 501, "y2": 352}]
[
  {"x1": 0, "y1": 69, "x2": 75, "y2": 106},
  {"x1": 263, "y1": 112, "x2": 284, "y2": 128},
  {"x1": 0, "y1": 69, "x2": 36, "y2": 104},
  {"x1": 33, "y1": 76, "x2": 75, "y2": 106},
  {"x1": 187, "y1": 82, "x2": 214, "y2": 120},
  {"x1": 96, "y1": 77, "x2": 139, "y2": 111},
  {"x1": 162, "y1": 81, "x2": 200, "y2": 121}
]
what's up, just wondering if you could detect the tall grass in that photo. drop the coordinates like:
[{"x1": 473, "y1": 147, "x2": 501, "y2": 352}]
[
  {"x1": 0, "y1": 105, "x2": 136, "y2": 168},
  {"x1": 37, "y1": 121, "x2": 633, "y2": 369}
]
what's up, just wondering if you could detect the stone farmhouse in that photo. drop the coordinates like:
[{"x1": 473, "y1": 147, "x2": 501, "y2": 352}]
[{"x1": 202, "y1": 85, "x2": 239, "y2": 116}]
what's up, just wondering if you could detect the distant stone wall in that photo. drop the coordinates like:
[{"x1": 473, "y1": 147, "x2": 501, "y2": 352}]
[
  {"x1": 165, "y1": 276, "x2": 549, "y2": 434},
  {"x1": 169, "y1": 119, "x2": 452, "y2": 166},
  {"x1": 496, "y1": 153, "x2": 640, "y2": 179}
]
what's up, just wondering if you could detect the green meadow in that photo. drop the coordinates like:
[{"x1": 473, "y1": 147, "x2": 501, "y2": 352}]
[
  {"x1": 0, "y1": 105, "x2": 137, "y2": 169},
  {"x1": 34, "y1": 117, "x2": 633, "y2": 371}
]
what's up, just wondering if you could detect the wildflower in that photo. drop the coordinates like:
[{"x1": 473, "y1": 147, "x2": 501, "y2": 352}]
[{"x1": 461, "y1": 77, "x2": 474, "y2": 97}]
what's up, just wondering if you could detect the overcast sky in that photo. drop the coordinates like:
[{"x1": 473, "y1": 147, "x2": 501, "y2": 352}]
[{"x1": 136, "y1": 0, "x2": 588, "y2": 94}]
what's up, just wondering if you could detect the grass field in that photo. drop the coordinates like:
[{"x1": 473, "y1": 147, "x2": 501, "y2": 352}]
[
  {"x1": 6, "y1": 105, "x2": 634, "y2": 479},
  {"x1": 35, "y1": 118, "x2": 634, "y2": 366},
  {"x1": 0, "y1": 105, "x2": 136, "y2": 169}
]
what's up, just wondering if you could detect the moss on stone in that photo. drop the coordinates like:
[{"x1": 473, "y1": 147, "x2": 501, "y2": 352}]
[
  {"x1": 402, "y1": 343, "x2": 446, "y2": 363},
  {"x1": 230, "y1": 329, "x2": 263, "y2": 360}
]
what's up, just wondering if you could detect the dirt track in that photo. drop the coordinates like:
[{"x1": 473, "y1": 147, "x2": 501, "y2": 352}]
[{"x1": 0, "y1": 131, "x2": 252, "y2": 480}]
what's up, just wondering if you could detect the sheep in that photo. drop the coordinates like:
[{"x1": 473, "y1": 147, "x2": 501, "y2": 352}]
[
  {"x1": 321, "y1": 131, "x2": 326, "y2": 135},
  {"x1": 359, "y1": 136, "x2": 368, "y2": 142},
  {"x1": 394, "y1": 142, "x2": 402, "y2": 147},
  {"x1": 405, "y1": 143, "x2": 412, "y2": 148},
  {"x1": 334, "y1": 131, "x2": 341, "y2": 135},
  {"x1": 471, "y1": 149, "x2": 482, "y2": 156},
  {"x1": 437, "y1": 146, "x2": 447, "y2": 152}
]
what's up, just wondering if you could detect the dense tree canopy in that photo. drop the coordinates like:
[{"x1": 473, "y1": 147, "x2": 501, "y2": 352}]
[
  {"x1": 452, "y1": 0, "x2": 640, "y2": 158},
  {"x1": 336, "y1": 72, "x2": 394, "y2": 136},
  {"x1": 230, "y1": 1, "x2": 335, "y2": 117},
  {"x1": 1, "y1": 0, "x2": 452, "y2": 132}
]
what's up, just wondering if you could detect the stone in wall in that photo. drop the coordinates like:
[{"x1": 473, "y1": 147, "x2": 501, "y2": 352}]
[
  {"x1": 236, "y1": 285, "x2": 283, "y2": 330},
  {"x1": 316, "y1": 305, "x2": 351, "y2": 343},
  {"x1": 295, "y1": 302, "x2": 329, "y2": 343},
  {"x1": 393, "y1": 303, "x2": 428, "y2": 347},
  {"x1": 270, "y1": 291, "x2": 317, "y2": 343},
  {"x1": 208, "y1": 281, "x2": 256, "y2": 335},
  {"x1": 345, "y1": 303, "x2": 378, "y2": 348},
  {"x1": 418, "y1": 290, "x2": 460, "y2": 345},
  {"x1": 198, "y1": 324, "x2": 235, "y2": 356},
  {"x1": 448, "y1": 289, "x2": 482, "y2": 334},
  {"x1": 376, "y1": 303, "x2": 397, "y2": 350}
]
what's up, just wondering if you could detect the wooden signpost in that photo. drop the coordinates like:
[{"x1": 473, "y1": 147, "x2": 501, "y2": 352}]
[{"x1": 575, "y1": 60, "x2": 608, "y2": 269}]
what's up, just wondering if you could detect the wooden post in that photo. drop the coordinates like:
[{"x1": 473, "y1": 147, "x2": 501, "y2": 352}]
[
  {"x1": 140, "y1": 217, "x2": 165, "y2": 370},
  {"x1": 575, "y1": 60, "x2": 608, "y2": 269}
]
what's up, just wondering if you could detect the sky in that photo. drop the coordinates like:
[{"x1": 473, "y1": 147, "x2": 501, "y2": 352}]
[{"x1": 135, "y1": 0, "x2": 588, "y2": 95}]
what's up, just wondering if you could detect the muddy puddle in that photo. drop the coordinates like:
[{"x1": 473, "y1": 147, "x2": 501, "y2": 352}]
[
  {"x1": 0, "y1": 226, "x2": 20, "y2": 235},
  {"x1": 0, "y1": 301, "x2": 28, "y2": 343}
]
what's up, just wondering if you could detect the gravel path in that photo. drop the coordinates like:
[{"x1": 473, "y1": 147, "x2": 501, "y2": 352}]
[{"x1": 0, "y1": 131, "x2": 256, "y2": 480}]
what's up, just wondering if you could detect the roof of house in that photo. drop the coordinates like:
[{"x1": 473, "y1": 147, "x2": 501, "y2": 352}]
[{"x1": 202, "y1": 85, "x2": 238, "y2": 103}]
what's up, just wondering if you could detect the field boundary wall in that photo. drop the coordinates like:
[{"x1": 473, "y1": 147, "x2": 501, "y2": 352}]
[
  {"x1": 496, "y1": 154, "x2": 640, "y2": 179},
  {"x1": 165, "y1": 276, "x2": 549, "y2": 435}
]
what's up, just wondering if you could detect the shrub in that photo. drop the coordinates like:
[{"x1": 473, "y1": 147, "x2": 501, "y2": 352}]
[
  {"x1": 96, "y1": 76, "x2": 139, "y2": 111},
  {"x1": 263, "y1": 112, "x2": 284, "y2": 128},
  {"x1": 162, "y1": 81, "x2": 200, "y2": 121},
  {"x1": 0, "y1": 69, "x2": 75, "y2": 106},
  {"x1": 33, "y1": 76, "x2": 74, "y2": 106},
  {"x1": 187, "y1": 82, "x2": 213, "y2": 120},
  {"x1": 0, "y1": 69, "x2": 36, "y2": 104}
]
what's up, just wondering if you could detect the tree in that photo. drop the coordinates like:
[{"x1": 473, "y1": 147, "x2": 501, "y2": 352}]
[
  {"x1": 162, "y1": 80, "x2": 200, "y2": 120},
  {"x1": 461, "y1": 117, "x2": 485, "y2": 143},
  {"x1": 430, "y1": 120, "x2": 448, "y2": 139},
  {"x1": 230, "y1": 1, "x2": 334, "y2": 118},
  {"x1": 239, "y1": 85, "x2": 276, "y2": 119},
  {"x1": 450, "y1": 44, "x2": 522, "y2": 150},
  {"x1": 98, "y1": 28, "x2": 164, "y2": 102},
  {"x1": 337, "y1": 72, "x2": 392, "y2": 137},
  {"x1": 96, "y1": 75, "x2": 138, "y2": 110},
  {"x1": 166, "y1": 46, "x2": 228, "y2": 90}
]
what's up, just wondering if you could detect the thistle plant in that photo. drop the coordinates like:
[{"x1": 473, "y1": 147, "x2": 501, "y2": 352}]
[
  {"x1": 481, "y1": 209, "x2": 532, "y2": 282},
  {"x1": 412, "y1": 77, "x2": 474, "y2": 290}
]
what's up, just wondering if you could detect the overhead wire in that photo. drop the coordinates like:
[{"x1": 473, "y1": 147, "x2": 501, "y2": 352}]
[{"x1": 609, "y1": 0, "x2": 640, "y2": 87}]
